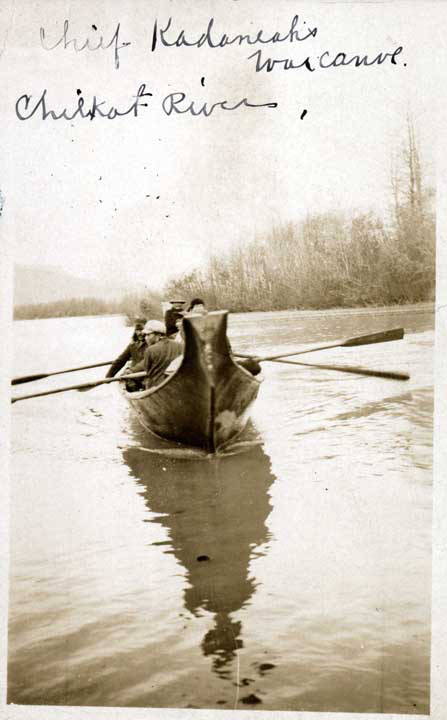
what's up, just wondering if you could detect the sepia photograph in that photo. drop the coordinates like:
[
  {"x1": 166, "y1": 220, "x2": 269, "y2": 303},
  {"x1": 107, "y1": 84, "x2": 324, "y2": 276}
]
[{"x1": 1, "y1": 1, "x2": 446, "y2": 718}]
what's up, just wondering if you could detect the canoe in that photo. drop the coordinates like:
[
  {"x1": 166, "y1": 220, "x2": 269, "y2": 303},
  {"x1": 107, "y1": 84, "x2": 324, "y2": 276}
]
[{"x1": 121, "y1": 310, "x2": 262, "y2": 453}]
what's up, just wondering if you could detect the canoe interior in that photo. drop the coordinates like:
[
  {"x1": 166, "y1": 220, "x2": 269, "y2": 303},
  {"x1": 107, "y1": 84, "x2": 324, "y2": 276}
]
[{"x1": 123, "y1": 311, "x2": 261, "y2": 452}]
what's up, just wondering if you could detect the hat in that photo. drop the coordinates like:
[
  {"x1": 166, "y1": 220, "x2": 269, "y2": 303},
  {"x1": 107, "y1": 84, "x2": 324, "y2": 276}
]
[
  {"x1": 188, "y1": 297, "x2": 205, "y2": 312},
  {"x1": 143, "y1": 320, "x2": 166, "y2": 335}
]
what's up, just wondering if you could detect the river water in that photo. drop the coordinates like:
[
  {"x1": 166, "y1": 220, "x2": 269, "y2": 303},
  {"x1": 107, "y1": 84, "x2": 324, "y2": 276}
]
[{"x1": 8, "y1": 306, "x2": 434, "y2": 713}]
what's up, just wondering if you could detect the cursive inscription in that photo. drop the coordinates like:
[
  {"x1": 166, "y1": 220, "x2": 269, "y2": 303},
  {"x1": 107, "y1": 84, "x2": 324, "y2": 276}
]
[
  {"x1": 151, "y1": 15, "x2": 317, "y2": 51},
  {"x1": 15, "y1": 84, "x2": 152, "y2": 121},
  {"x1": 248, "y1": 45, "x2": 404, "y2": 73},
  {"x1": 162, "y1": 91, "x2": 278, "y2": 117},
  {"x1": 14, "y1": 85, "x2": 277, "y2": 121},
  {"x1": 40, "y1": 19, "x2": 130, "y2": 70}
]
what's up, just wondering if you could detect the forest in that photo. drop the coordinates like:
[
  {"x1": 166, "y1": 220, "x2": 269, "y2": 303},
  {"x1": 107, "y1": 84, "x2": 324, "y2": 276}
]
[
  {"x1": 14, "y1": 119, "x2": 435, "y2": 320},
  {"x1": 14, "y1": 293, "x2": 162, "y2": 322},
  {"x1": 165, "y1": 120, "x2": 435, "y2": 311}
]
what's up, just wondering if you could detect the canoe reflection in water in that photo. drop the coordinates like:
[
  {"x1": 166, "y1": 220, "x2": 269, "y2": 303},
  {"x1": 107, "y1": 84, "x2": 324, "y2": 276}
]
[{"x1": 121, "y1": 417, "x2": 275, "y2": 679}]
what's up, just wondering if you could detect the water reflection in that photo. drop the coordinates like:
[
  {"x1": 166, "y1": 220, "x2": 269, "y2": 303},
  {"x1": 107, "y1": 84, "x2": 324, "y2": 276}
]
[
  {"x1": 121, "y1": 419, "x2": 276, "y2": 679},
  {"x1": 9, "y1": 310, "x2": 432, "y2": 711}
]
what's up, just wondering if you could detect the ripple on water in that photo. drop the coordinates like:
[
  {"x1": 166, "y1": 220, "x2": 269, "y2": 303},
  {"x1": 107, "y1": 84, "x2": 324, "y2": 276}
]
[{"x1": 9, "y1": 310, "x2": 433, "y2": 712}]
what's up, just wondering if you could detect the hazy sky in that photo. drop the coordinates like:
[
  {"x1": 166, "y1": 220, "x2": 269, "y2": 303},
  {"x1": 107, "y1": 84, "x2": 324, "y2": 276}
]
[{"x1": 2, "y1": 0, "x2": 442, "y2": 292}]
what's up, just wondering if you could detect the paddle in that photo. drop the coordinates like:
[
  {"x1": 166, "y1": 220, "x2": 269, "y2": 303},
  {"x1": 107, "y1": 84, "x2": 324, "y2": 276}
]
[
  {"x1": 236, "y1": 327, "x2": 405, "y2": 363},
  {"x1": 11, "y1": 371, "x2": 146, "y2": 404},
  {"x1": 12, "y1": 361, "x2": 114, "y2": 386},
  {"x1": 264, "y1": 357, "x2": 410, "y2": 381}
]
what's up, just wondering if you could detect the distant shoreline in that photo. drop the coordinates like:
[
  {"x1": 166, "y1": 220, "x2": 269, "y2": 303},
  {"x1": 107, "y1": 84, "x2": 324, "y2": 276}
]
[{"x1": 13, "y1": 301, "x2": 435, "y2": 322}]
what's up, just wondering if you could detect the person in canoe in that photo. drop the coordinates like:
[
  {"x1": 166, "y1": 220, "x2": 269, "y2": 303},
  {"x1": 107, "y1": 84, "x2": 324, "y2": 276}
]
[
  {"x1": 187, "y1": 297, "x2": 206, "y2": 314},
  {"x1": 172, "y1": 297, "x2": 206, "y2": 344},
  {"x1": 169, "y1": 299, "x2": 207, "y2": 346},
  {"x1": 132, "y1": 319, "x2": 183, "y2": 389},
  {"x1": 105, "y1": 318, "x2": 147, "y2": 378},
  {"x1": 164, "y1": 301, "x2": 207, "y2": 371},
  {"x1": 173, "y1": 317, "x2": 185, "y2": 344},
  {"x1": 164, "y1": 300, "x2": 186, "y2": 337}
]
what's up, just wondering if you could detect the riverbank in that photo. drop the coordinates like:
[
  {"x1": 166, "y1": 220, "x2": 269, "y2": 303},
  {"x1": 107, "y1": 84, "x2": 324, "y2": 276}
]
[
  {"x1": 13, "y1": 300, "x2": 435, "y2": 322},
  {"x1": 13, "y1": 293, "x2": 162, "y2": 321}
]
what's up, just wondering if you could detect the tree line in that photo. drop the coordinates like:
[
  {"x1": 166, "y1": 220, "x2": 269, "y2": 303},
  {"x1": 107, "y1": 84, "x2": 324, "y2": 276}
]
[
  {"x1": 165, "y1": 118, "x2": 435, "y2": 311},
  {"x1": 14, "y1": 293, "x2": 162, "y2": 322},
  {"x1": 14, "y1": 118, "x2": 435, "y2": 320}
]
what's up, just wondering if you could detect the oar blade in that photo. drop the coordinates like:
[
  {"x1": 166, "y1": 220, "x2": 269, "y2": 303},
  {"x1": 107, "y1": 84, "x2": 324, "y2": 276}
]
[
  {"x1": 342, "y1": 327, "x2": 404, "y2": 347},
  {"x1": 11, "y1": 373, "x2": 49, "y2": 385},
  {"x1": 252, "y1": 327, "x2": 406, "y2": 363},
  {"x1": 269, "y1": 357, "x2": 410, "y2": 381}
]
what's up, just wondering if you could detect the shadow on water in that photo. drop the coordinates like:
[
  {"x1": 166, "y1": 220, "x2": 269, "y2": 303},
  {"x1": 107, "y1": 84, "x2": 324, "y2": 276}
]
[{"x1": 121, "y1": 417, "x2": 276, "y2": 680}]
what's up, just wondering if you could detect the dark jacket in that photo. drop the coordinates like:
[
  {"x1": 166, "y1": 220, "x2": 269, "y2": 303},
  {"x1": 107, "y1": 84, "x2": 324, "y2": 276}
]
[
  {"x1": 164, "y1": 308, "x2": 184, "y2": 336},
  {"x1": 133, "y1": 337, "x2": 182, "y2": 388},
  {"x1": 106, "y1": 340, "x2": 146, "y2": 378}
]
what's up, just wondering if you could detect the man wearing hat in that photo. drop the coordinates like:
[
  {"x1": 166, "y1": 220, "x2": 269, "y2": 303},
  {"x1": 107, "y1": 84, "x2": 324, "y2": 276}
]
[
  {"x1": 132, "y1": 319, "x2": 182, "y2": 389},
  {"x1": 106, "y1": 318, "x2": 147, "y2": 378},
  {"x1": 164, "y1": 300, "x2": 186, "y2": 336}
]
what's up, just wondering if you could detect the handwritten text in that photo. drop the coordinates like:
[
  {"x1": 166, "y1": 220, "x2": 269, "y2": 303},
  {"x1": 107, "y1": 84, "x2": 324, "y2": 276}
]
[{"x1": 40, "y1": 20, "x2": 130, "y2": 70}]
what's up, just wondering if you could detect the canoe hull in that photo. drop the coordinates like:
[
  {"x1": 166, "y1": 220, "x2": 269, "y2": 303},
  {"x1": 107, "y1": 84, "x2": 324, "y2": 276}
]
[{"x1": 122, "y1": 311, "x2": 261, "y2": 452}]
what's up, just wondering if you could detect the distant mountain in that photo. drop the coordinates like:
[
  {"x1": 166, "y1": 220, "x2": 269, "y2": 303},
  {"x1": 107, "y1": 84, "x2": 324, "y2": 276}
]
[{"x1": 14, "y1": 265, "x2": 132, "y2": 306}]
